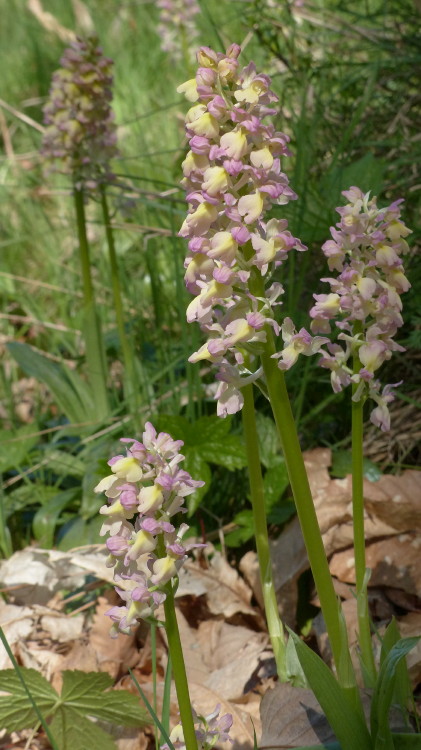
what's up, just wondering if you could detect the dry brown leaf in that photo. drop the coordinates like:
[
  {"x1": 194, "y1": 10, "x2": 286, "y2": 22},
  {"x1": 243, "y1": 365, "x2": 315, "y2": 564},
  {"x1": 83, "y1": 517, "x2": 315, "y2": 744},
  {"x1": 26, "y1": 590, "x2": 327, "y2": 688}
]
[
  {"x1": 183, "y1": 551, "x2": 256, "y2": 619},
  {"x1": 195, "y1": 621, "x2": 269, "y2": 700},
  {"x1": 330, "y1": 533, "x2": 421, "y2": 597},
  {"x1": 363, "y1": 471, "x2": 421, "y2": 532},
  {"x1": 40, "y1": 613, "x2": 84, "y2": 642},
  {"x1": 188, "y1": 682, "x2": 257, "y2": 750},
  {"x1": 259, "y1": 683, "x2": 336, "y2": 749},
  {"x1": 239, "y1": 551, "x2": 264, "y2": 609},
  {"x1": 89, "y1": 594, "x2": 139, "y2": 679},
  {"x1": 269, "y1": 515, "x2": 308, "y2": 626},
  {"x1": 0, "y1": 603, "x2": 34, "y2": 668}
]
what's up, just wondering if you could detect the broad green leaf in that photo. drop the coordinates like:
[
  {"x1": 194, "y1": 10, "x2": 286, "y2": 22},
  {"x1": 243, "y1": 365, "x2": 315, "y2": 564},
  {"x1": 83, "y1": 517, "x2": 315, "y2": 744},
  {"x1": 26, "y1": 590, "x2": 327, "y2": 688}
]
[
  {"x1": 331, "y1": 450, "x2": 382, "y2": 481},
  {"x1": 0, "y1": 424, "x2": 39, "y2": 473},
  {"x1": 59, "y1": 670, "x2": 147, "y2": 726},
  {"x1": 2, "y1": 483, "x2": 58, "y2": 520},
  {"x1": 0, "y1": 667, "x2": 147, "y2": 750},
  {"x1": 264, "y1": 461, "x2": 290, "y2": 510},
  {"x1": 224, "y1": 509, "x2": 254, "y2": 547},
  {"x1": 44, "y1": 450, "x2": 86, "y2": 478},
  {"x1": 80, "y1": 443, "x2": 112, "y2": 519},
  {"x1": 195, "y1": 434, "x2": 247, "y2": 470},
  {"x1": 371, "y1": 637, "x2": 420, "y2": 750},
  {"x1": 285, "y1": 633, "x2": 310, "y2": 688},
  {"x1": 322, "y1": 154, "x2": 385, "y2": 211},
  {"x1": 0, "y1": 668, "x2": 58, "y2": 732},
  {"x1": 255, "y1": 413, "x2": 280, "y2": 468},
  {"x1": 267, "y1": 499, "x2": 296, "y2": 526},
  {"x1": 391, "y1": 735, "x2": 421, "y2": 749},
  {"x1": 50, "y1": 706, "x2": 116, "y2": 750},
  {"x1": 32, "y1": 488, "x2": 80, "y2": 548},
  {"x1": 154, "y1": 414, "x2": 190, "y2": 442},
  {"x1": 183, "y1": 449, "x2": 211, "y2": 514},
  {"x1": 7, "y1": 342, "x2": 100, "y2": 425},
  {"x1": 380, "y1": 619, "x2": 412, "y2": 721},
  {"x1": 57, "y1": 516, "x2": 102, "y2": 551},
  {"x1": 187, "y1": 414, "x2": 231, "y2": 444},
  {"x1": 289, "y1": 632, "x2": 372, "y2": 750}
]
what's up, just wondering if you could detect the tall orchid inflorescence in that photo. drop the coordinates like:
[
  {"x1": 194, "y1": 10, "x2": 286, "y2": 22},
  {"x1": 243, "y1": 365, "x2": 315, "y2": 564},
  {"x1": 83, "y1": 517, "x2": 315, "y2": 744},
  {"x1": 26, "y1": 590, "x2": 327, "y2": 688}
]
[
  {"x1": 178, "y1": 44, "x2": 312, "y2": 417},
  {"x1": 95, "y1": 422, "x2": 204, "y2": 635},
  {"x1": 307, "y1": 187, "x2": 411, "y2": 431},
  {"x1": 41, "y1": 36, "x2": 118, "y2": 189},
  {"x1": 157, "y1": 0, "x2": 200, "y2": 63}
]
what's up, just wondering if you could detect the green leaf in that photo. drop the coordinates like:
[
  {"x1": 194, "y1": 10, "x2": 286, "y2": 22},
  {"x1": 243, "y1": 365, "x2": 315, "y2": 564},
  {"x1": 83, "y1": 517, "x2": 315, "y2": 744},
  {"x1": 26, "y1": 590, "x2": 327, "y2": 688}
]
[
  {"x1": 50, "y1": 706, "x2": 117, "y2": 750},
  {"x1": 264, "y1": 461, "x2": 290, "y2": 510},
  {"x1": 289, "y1": 631, "x2": 372, "y2": 750},
  {"x1": 0, "y1": 424, "x2": 39, "y2": 473},
  {"x1": 380, "y1": 619, "x2": 412, "y2": 722},
  {"x1": 2, "y1": 483, "x2": 57, "y2": 520},
  {"x1": 187, "y1": 414, "x2": 231, "y2": 444},
  {"x1": 57, "y1": 516, "x2": 102, "y2": 551},
  {"x1": 0, "y1": 669, "x2": 58, "y2": 732},
  {"x1": 59, "y1": 671, "x2": 147, "y2": 726},
  {"x1": 183, "y1": 449, "x2": 211, "y2": 515},
  {"x1": 7, "y1": 342, "x2": 101, "y2": 426},
  {"x1": 224, "y1": 509, "x2": 254, "y2": 547},
  {"x1": 44, "y1": 450, "x2": 86, "y2": 478},
  {"x1": 391, "y1": 735, "x2": 421, "y2": 749},
  {"x1": 371, "y1": 637, "x2": 420, "y2": 750},
  {"x1": 32, "y1": 488, "x2": 79, "y2": 548},
  {"x1": 255, "y1": 413, "x2": 281, "y2": 468},
  {"x1": 195, "y1": 434, "x2": 247, "y2": 470},
  {"x1": 331, "y1": 450, "x2": 382, "y2": 481},
  {"x1": 154, "y1": 414, "x2": 190, "y2": 443},
  {"x1": 0, "y1": 667, "x2": 148, "y2": 750}
]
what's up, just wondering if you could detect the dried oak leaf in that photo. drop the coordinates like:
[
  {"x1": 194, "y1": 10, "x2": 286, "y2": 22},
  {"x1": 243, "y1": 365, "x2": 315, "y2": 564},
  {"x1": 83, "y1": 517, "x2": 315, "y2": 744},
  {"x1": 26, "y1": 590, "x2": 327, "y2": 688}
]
[
  {"x1": 182, "y1": 551, "x2": 256, "y2": 619},
  {"x1": 330, "y1": 533, "x2": 421, "y2": 597},
  {"x1": 259, "y1": 683, "x2": 336, "y2": 749}
]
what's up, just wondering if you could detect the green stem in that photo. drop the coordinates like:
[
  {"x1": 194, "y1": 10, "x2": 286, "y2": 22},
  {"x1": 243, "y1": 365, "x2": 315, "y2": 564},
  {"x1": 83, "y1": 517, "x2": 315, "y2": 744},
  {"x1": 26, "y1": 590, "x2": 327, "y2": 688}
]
[
  {"x1": 248, "y1": 268, "x2": 352, "y2": 687},
  {"x1": 352, "y1": 326, "x2": 377, "y2": 685},
  {"x1": 100, "y1": 185, "x2": 141, "y2": 418},
  {"x1": 242, "y1": 383, "x2": 287, "y2": 681},
  {"x1": 163, "y1": 582, "x2": 198, "y2": 750},
  {"x1": 73, "y1": 186, "x2": 109, "y2": 417}
]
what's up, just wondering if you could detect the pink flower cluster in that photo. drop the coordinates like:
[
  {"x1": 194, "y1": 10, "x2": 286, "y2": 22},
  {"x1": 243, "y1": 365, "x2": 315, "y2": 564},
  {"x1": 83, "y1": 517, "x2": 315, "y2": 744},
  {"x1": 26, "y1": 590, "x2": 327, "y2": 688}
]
[
  {"x1": 95, "y1": 422, "x2": 204, "y2": 635},
  {"x1": 308, "y1": 187, "x2": 411, "y2": 431},
  {"x1": 178, "y1": 44, "x2": 306, "y2": 416},
  {"x1": 41, "y1": 36, "x2": 118, "y2": 188},
  {"x1": 162, "y1": 704, "x2": 233, "y2": 750},
  {"x1": 157, "y1": 0, "x2": 200, "y2": 63}
]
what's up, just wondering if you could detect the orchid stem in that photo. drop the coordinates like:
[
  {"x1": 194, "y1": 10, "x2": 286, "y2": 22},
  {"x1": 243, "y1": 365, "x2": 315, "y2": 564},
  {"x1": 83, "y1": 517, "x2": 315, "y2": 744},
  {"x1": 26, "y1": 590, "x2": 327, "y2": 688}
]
[
  {"x1": 242, "y1": 383, "x2": 287, "y2": 681},
  {"x1": 248, "y1": 267, "x2": 354, "y2": 688},
  {"x1": 163, "y1": 581, "x2": 198, "y2": 750},
  {"x1": 352, "y1": 325, "x2": 377, "y2": 685},
  {"x1": 73, "y1": 185, "x2": 109, "y2": 417},
  {"x1": 100, "y1": 185, "x2": 141, "y2": 422}
]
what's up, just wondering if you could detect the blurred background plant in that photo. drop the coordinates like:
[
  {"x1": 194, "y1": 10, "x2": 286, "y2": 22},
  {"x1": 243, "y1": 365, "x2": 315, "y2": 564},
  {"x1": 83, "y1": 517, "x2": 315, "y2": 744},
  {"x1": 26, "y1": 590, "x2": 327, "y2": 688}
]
[{"x1": 0, "y1": 0, "x2": 419, "y2": 560}]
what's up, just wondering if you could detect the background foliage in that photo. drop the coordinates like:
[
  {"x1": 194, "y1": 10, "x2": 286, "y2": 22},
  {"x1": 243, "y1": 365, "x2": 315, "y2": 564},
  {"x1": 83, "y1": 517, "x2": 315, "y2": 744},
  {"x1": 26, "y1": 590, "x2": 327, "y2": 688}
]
[{"x1": 0, "y1": 0, "x2": 419, "y2": 556}]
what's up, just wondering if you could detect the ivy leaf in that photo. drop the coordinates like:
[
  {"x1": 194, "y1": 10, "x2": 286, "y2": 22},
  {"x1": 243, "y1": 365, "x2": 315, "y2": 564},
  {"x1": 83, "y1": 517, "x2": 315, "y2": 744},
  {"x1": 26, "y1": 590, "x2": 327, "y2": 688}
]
[{"x1": 0, "y1": 669, "x2": 148, "y2": 750}]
